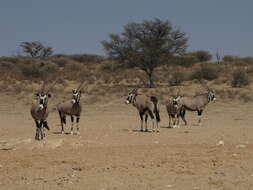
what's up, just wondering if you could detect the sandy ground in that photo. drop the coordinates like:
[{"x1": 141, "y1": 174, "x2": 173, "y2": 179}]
[{"x1": 1, "y1": 95, "x2": 253, "y2": 190}]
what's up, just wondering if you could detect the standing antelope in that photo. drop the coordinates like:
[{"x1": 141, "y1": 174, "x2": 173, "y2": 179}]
[
  {"x1": 57, "y1": 82, "x2": 85, "y2": 135},
  {"x1": 165, "y1": 96, "x2": 181, "y2": 128},
  {"x1": 175, "y1": 89, "x2": 216, "y2": 126},
  {"x1": 125, "y1": 88, "x2": 160, "y2": 132},
  {"x1": 30, "y1": 80, "x2": 57, "y2": 140}
]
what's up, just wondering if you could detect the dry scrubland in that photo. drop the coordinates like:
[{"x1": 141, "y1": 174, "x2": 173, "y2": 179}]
[
  {"x1": 1, "y1": 54, "x2": 253, "y2": 103},
  {"x1": 1, "y1": 54, "x2": 253, "y2": 189}
]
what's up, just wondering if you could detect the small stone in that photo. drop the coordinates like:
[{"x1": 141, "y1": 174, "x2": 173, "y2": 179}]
[
  {"x1": 236, "y1": 144, "x2": 246, "y2": 148},
  {"x1": 216, "y1": 140, "x2": 224, "y2": 146}
]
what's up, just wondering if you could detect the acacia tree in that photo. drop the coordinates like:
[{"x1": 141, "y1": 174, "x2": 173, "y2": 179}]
[
  {"x1": 101, "y1": 18, "x2": 188, "y2": 87},
  {"x1": 20, "y1": 41, "x2": 53, "y2": 59}
]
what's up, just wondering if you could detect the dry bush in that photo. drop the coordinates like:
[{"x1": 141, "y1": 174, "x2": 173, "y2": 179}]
[
  {"x1": 100, "y1": 60, "x2": 122, "y2": 72},
  {"x1": 0, "y1": 81, "x2": 9, "y2": 92},
  {"x1": 18, "y1": 63, "x2": 41, "y2": 78},
  {"x1": 62, "y1": 61, "x2": 89, "y2": 81},
  {"x1": 238, "y1": 90, "x2": 253, "y2": 102},
  {"x1": 0, "y1": 62, "x2": 22, "y2": 80},
  {"x1": 51, "y1": 57, "x2": 71, "y2": 67},
  {"x1": 168, "y1": 69, "x2": 187, "y2": 86},
  {"x1": 215, "y1": 88, "x2": 237, "y2": 99},
  {"x1": 222, "y1": 55, "x2": 236, "y2": 62},
  {"x1": 84, "y1": 95, "x2": 100, "y2": 105},
  {"x1": 189, "y1": 63, "x2": 220, "y2": 81},
  {"x1": 170, "y1": 54, "x2": 198, "y2": 66},
  {"x1": 231, "y1": 69, "x2": 250, "y2": 87},
  {"x1": 64, "y1": 60, "x2": 83, "y2": 71},
  {"x1": 215, "y1": 87, "x2": 253, "y2": 102},
  {"x1": 68, "y1": 54, "x2": 104, "y2": 64},
  {"x1": 17, "y1": 61, "x2": 58, "y2": 79}
]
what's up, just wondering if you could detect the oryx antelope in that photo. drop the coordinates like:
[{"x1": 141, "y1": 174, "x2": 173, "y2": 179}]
[
  {"x1": 57, "y1": 82, "x2": 85, "y2": 135},
  {"x1": 175, "y1": 89, "x2": 216, "y2": 126},
  {"x1": 125, "y1": 88, "x2": 160, "y2": 132},
  {"x1": 30, "y1": 80, "x2": 57, "y2": 140},
  {"x1": 165, "y1": 96, "x2": 182, "y2": 128}
]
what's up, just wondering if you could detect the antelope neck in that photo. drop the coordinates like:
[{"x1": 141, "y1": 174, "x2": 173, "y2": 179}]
[{"x1": 131, "y1": 94, "x2": 138, "y2": 104}]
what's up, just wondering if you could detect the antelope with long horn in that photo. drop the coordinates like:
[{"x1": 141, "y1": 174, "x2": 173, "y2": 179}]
[
  {"x1": 57, "y1": 81, "x2": 85, "y2": 134},
  {"x1": 30, "y1": 79, "x2": 58, "y2": 140},
  {"x1": 175, "y1": 87, "x2": 216, "y2": 126},
  {"x1": 165, "y1": 88, "x2": 182, "y2": 128},
  {"x1": 125, "y1": 88, "x2": 160, "y2": 132}
]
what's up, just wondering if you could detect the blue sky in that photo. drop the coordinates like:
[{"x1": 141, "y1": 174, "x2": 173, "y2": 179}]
[{"x1": 0, "y1": 0, "x2": 252, "y2": 57}]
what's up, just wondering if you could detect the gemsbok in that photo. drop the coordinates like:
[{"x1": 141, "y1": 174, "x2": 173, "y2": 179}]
[
  {"x1": 165, "y1": 88, "x2": 182, "y2": 128},
  {"x1": 125, "y1": 88, "x2": 160, "y2": 132},
  {"x1": 165, "y1": 96, "x2": 181, "y2": 128},
  {"x1": 57, "y1": 82, "x2": 85, "y2": 135},
  {"x1": 175, "y1": 89, "x2": 216, "y2": 126},
  {"x1": 30, "y1": 80, "x2": 58, "y2": 140}
]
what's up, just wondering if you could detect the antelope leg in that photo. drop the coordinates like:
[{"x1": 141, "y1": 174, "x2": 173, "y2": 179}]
[
  {"x1": 197, "y1": 110, "x2": 203, "y2": 126},
  {"x1": 70, "y1": 116, "x2": 74, "y2": 134},
  {"x1": 139, "y1": 113, "x2": 144, "y2": 132},
  {"x1": 145, "y1": 114, "x2": 148, "y2": 132},
  {"x1": 156, "y1": 120, "x2": 159, "y2": 132},
  {"x1": 76, "y1": 117, "x2": 80, "y2": 135},
  {"x1": 35, "y1": 120, "x2": 39, "y2": 140}
]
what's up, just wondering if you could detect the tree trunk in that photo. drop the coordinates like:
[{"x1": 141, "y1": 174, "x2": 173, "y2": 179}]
[{"x1": 147, "y1": 72, "x2": 155, "y2": 88}]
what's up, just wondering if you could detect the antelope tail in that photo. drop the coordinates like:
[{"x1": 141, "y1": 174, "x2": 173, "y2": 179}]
[{"x1": 150, "y1": 96, "x2": 161, "y2": 122}]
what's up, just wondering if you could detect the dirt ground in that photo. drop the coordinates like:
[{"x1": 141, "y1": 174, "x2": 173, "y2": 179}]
[{"x1": 1, "y1": 94, "x2": 253, "y2": 190}]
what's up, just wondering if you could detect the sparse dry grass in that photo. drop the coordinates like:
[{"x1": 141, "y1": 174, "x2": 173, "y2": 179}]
[{"x1": 1, "y1": 54, "x2": 253, "y2": 104}]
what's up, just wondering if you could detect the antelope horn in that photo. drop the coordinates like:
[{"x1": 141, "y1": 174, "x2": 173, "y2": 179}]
[
  {"x1": 46, "y1": 78, "x2": 59, "y2": 94},
  {"x1": 77, "y1": 80, "x2": 87, "y2": 91},
  {"x1": 176, "y1": 86, "x2": 182, "y2": 97},
  {"x1": 205, "y1": 85, "x2": 211, "y2": 92},
  {"x1": 201, "y1": 81, "x2": 210, "y2": 92},
  {"x1": 41, "y1": 81, "x2": 46, "y2": 93},
  {"x1": 132, "y1": 88, "x2": 138, "y2": 93}
]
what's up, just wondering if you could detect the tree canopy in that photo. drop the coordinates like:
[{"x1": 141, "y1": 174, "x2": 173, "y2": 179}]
[
  {"x1": 101, "y1": 18, "x2": 188, "y2": 87},
  {"x1": 20, "y1": 41, "x2": 53, "y2": 59}
]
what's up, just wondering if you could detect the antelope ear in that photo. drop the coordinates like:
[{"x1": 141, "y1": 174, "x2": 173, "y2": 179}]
[
  {"x1": 36, "y1": 93, "x2": 39, "y2": 97},
  {"x1": 48, "y1": 93, "x2": 52, "y2": 98}
]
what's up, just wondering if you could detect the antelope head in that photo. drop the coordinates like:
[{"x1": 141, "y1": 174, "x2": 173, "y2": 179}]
[
  {"x1": 203, "y1": 84, "x2": 216, "y2": 102},
  {"x1": 36, "y1": 81, "x2": 51, "y2": 110},
  {"x1": 36, "y1": 79, "x2": 58, "y2": 110},
  {"x1": 125, "y1": 88, "x2": 138, "y2": 104},
  {"x1": 71, "y1": 81, "x2": 86, "y2": 104},
  {"x1": 172, "y1": 95, "x2": 182, "y2": 108},
  {"x1": 207, "y1": 90, "x2": 216, "y2": 101}
]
